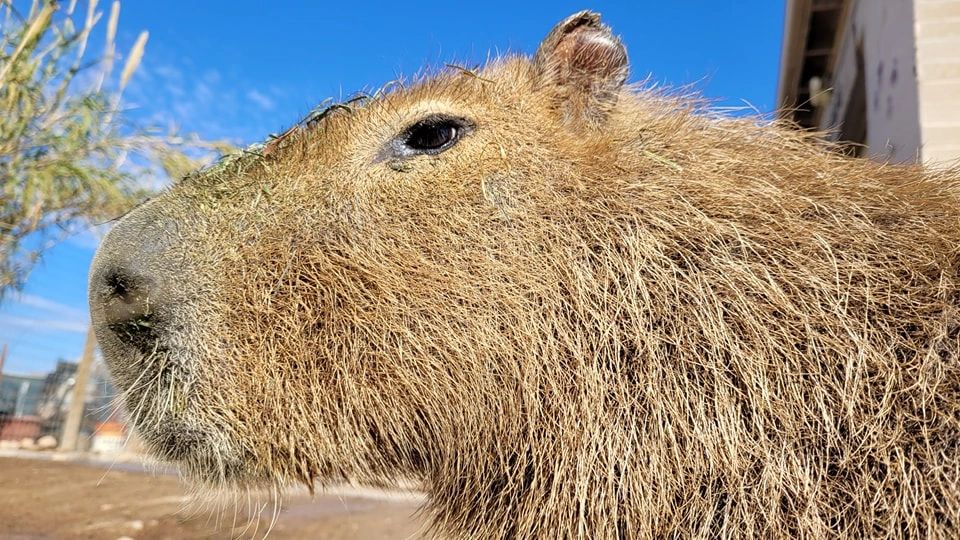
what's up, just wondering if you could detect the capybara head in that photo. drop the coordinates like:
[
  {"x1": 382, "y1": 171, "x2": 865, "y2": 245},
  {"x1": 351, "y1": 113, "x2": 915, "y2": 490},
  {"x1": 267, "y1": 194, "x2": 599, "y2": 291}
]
[{"x1": 89, "y1": 11, "x2": 960, "y2": 538}]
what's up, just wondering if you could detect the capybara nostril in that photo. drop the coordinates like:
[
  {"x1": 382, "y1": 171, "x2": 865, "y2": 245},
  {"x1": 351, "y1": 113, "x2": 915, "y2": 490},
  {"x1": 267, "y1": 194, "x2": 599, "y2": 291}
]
[
  {"x1": 100, "y1": 269, "x2": 161, "y2": 353},
  {"x1": 105, "y1": 271, "x2": 126, "y2": 296}
]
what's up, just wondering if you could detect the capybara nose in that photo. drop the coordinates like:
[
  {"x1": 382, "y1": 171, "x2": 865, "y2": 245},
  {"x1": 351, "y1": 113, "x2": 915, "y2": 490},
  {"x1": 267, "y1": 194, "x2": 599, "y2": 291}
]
[
  {"x1": 89, "y1": 200, "x2": 176, "y2": 358},
  {"x1": 98, "y1": 268, "x2": 161, "y2": 353}
]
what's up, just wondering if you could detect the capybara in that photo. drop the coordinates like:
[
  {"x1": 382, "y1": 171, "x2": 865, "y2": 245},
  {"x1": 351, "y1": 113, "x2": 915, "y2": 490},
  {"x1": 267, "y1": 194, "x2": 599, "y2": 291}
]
[{"x1": 89, "y1": 11, "x2": 960, "y2": 539}]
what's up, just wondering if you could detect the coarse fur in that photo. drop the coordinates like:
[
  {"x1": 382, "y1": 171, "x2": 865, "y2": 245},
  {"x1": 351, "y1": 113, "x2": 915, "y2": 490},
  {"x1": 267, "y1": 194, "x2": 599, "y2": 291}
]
[{"x1": 90, "y1": 12, "x2": 960, "y2": 539}]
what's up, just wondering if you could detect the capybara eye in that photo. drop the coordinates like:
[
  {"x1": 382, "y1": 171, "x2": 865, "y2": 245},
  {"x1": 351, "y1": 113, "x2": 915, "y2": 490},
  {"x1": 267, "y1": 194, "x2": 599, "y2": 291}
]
[
  {"x1": 408, "y1": 122, "x2": 456, "y2": 151},
  {"x1": 398, "y1": 114, "x2": 472, "y2": 156}
]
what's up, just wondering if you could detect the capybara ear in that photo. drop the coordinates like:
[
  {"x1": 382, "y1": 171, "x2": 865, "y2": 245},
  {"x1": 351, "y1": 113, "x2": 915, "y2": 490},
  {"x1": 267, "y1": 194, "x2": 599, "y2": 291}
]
[{"x1": 533, "y1": 11, "x2": 628, "y2": 125}]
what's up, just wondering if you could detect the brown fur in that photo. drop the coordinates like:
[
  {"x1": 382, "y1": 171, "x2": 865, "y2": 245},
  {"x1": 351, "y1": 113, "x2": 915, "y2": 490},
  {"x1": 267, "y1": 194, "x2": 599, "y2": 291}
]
[{"x1": 90, "y1": 12, "x2": 960, "y2": 538}]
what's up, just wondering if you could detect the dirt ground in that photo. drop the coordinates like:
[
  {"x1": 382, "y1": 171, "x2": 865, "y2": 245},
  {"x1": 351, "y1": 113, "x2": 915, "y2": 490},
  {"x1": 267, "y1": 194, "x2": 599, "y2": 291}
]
[{"x1": 0, "y1": 456, "x2": 427, "y2": 539}]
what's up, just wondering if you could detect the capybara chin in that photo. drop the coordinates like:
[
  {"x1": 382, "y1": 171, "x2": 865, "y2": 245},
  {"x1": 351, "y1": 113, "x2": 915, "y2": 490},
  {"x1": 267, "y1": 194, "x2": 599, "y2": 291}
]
[{"x1": 89, "y1": 10, "x2": 960, "y2": 538}]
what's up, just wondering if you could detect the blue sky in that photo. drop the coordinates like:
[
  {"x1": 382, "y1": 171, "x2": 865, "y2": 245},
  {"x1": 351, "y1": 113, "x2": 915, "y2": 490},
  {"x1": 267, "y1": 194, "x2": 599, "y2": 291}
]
[{"x1": 0, "y1": 1, "x2": 786, "y2": 374}]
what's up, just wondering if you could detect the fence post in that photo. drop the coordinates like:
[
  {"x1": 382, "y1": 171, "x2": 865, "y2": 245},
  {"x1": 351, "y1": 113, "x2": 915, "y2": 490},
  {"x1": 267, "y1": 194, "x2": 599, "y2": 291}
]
[
  {"x1": 59, "y1": 326, "x2": 96, "y2": 452},
  {"x1": 0, "y1": 343, "x2": 7, "y2": 386}
]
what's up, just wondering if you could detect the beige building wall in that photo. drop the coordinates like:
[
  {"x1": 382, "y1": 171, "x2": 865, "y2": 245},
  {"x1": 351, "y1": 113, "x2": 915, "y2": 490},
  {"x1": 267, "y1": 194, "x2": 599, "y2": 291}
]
[
  {"x1": 915, "y1": 0, "x2": 960, "y2": 165},
  {"x1": 821, "y1": 0, "x2": 922, "y2": 163},
  {"x1": 780, "y1": 0, "x2": 960, "y2": 167}
]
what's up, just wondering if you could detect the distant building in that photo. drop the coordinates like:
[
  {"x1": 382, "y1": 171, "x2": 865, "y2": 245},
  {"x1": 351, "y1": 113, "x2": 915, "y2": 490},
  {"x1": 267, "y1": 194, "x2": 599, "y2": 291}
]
[
  {"x1": 1, "y1": 357, "x2": 126, "y2": 448},
  {"x1": 90, "y1": 421, "x2": 126, "y2": 453},
  {"x1": 0, "y1": 373, "x2": 45, "y2": 417},
  {"x1": 0, "y1": 373, "x2": 45, "y2": 441},
  {"x1": 37, "y1": 359, "x2": 119, "y2": 440},
  {"x1": 778, "y1": 0, "x2": 960, "y2": 164},
  {"x1": 35, "y1": 360, "x2": 78, "y2": 428},
  {"x1": 87, "y1": 358, "x2": 121, "y2": 424}
]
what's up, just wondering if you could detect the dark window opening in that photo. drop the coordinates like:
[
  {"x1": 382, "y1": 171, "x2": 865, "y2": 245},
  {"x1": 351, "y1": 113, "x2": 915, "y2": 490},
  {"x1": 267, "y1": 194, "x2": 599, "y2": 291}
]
[{"x1": 839, "y1": 41, "x2": 868, "y2": 157}]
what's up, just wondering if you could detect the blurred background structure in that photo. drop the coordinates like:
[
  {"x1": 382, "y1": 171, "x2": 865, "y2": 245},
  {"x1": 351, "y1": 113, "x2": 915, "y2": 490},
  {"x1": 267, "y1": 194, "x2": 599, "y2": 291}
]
[
  {"x1": 779, "y1": 0, "x2": 960, "y2": 163},
  {"x1": 0, "y1": 334, "x2": 125, "y2": 453}
]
